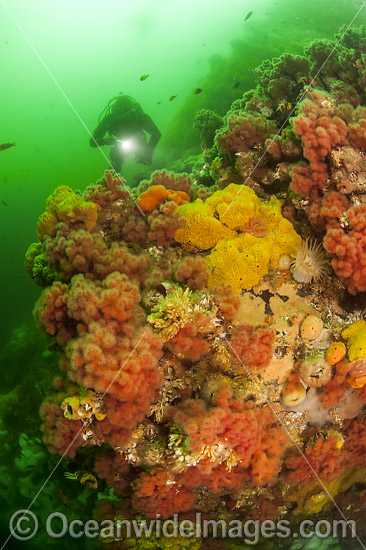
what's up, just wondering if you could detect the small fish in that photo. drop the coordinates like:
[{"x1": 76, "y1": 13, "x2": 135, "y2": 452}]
[
  {"x1": 139, "y1": 74, "x2": 149, "y2": 81},
  {"x1": 281, "y1": 20, "x2": 288, "y2": 24},
  {"x1": 0, "y1": 142, "x2": 15, "y2": 152},
  {"x1": 5, "y1": 41, "x2": 9, "y2": 44},
  {"x1": 1, "y1": 200, "x2": 8, "y2": 207},
  {"x1": 193, "y1": 88, "x2": 202, "y2": 95},
  {"x1": 202, "y1": 43, "x2": 206, "y2": 46},
  {"x1": 169, "y1": 95, "x2": 178, "y2": 101},
  {"x1": 232, "y1": 81, "x2": 240, "y2": 89},
  {"x1": 244, "y1": 11, "x2": 253, "y2": 21},
  {"x1": 156, "y1": 101, "x2": 162, "y2": 104}
]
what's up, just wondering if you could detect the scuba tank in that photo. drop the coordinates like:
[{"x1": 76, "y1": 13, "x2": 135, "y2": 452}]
[{"x1": 97, "y1": 93, "x2": 139, "y2": 122}]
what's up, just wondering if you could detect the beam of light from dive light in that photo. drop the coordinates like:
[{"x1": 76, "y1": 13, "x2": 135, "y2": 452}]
[{"x1": 118, "y1": 138, "x2": 135, "y2": 152}]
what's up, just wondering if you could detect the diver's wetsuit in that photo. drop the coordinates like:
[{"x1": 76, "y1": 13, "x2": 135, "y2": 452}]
[{"x1": 90, "y1": 96, "x2": 161, "y2": 172}]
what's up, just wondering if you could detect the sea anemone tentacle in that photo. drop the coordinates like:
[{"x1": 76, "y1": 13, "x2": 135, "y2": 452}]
[{"x1": 291, "y1": 238, "x2": 329, "y2": 283}]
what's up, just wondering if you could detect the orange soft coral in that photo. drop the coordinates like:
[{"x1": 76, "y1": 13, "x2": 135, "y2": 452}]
[
  {"x1": 169, "y1": 384, "x2": 286, "y2": 485},
  {"x1": 174, "y1": 256, "x2": 210, "y2": 290},
  {"x1": 40, "y1": 391, "x2": 84, "y2": 458},
  {"x1": 132, "y1": 468, "x2": 196, "y2": 518},
  {"x1": 285, "y1": 432, "x2": 345, "y2": 484},
  {"x1": 169, "y1": 322, "x2": 210, "y2": 361},
  {"x1": 94, "y1": 450, "x2": 131, "y2": 493},
  {"x1": 83, "y1": 170, "x2": 129, "y2": 207},
  {"x1": 147, "y1": 200, "x2": 183, "y2": 246},
  {"x1": 230, "y1": 324, "x2": 275, "y2": 372},
  {"x1": 324, "y1": 204, "x2": 366, "y2": 294},
  {"x1": 37, "y1": 272, "x2": 164, "y2": 449},
  {"x1": 212, "y1": 284, "x2": 244, "y2": 321},
  {"x1": 344, "y1": 416, "x2": 366, "y2": 469},
  {"x1": 179, "y1": 463, "x2": 247, "y2": 493},
  {"x1": 318, "y1": 379, "x2": 349, "y2": 409}
]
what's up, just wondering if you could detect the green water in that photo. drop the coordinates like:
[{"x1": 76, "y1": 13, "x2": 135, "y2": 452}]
[{"x1": 1, "y1": 0, "x2": 366, "y2": 548}]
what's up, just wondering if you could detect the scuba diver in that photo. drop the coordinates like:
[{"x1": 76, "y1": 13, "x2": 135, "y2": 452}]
[{"x1": 90, "y1": 93, "x2": 161, "y2": 172}]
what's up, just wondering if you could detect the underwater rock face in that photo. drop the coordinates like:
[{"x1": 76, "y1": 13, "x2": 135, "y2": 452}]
[{"x1": 24, "y1": 25, "x2": 366, "y2": 548}]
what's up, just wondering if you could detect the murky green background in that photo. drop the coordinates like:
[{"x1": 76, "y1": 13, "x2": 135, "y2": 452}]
[{"x1": 1, "y1": 1, "x2": 366, "y2": 547}]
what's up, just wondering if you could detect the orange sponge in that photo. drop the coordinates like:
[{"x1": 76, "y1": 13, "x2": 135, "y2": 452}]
[{"x1": 137, "y1": 185, "x2": 189, "y2": 212}]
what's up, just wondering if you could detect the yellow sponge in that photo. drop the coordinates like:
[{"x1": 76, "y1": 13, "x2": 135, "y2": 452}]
[
  {"x1": 342, "y1": 320, "x2": 366, "y2": 362},
  {"x1": 175, "y1": 184, "x2": 300, "y2": 291}
]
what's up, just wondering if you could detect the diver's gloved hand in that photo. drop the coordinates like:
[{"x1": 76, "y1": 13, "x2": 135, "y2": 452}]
[{"x1": 103, "y1": 137, "x2": 117, "y2": 145}]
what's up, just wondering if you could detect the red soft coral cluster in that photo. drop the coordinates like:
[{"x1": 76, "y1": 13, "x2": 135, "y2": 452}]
[
  {"x1": 44, "y1": 224, "x2": 152, "y2": 285},
  {"x1": 169, "y1": 322, "x2": 210, "y2": 361},
  {"x1": 291, "y1": 90, "x2": 348, "y2": 184},
  {"x1": 34, "y1": 280, "x2": 74, "y2": 346},
  {"x1": 132, "y1": 468, "x2": 196, "y2": 518},
  {"x1": 323, "y1": 204, "x2": 366, "y2": 294},
  {"x1": 307, "y1": 191, "x2": 350, "y2": 233},
  {"x1": 179, "y1": 462, "x2": 247, "y2": 494},
  {"x1": 278, "y1": 88, "x2": 366, "y2": 294},
  {"x1": 288, "y1": 90, "x2": 366, "y2": 202},
  {"x1": 285, "y1": 432, "x2": 345, "y2": 484},
  {"x1": 40, "y1": 390, "x2": 84, "y2": 458},
  {"x1": 94, "y1": 450, "x2": 131, "y2": 494},
  {"x1": 83, "y1": 170, "x2": 130, "y2": 207},
  {"x1": 169, "y1": 384, "x2": 286, "y2": 487},
  {"x1": 66, "y1": 274, "x2": 163, "y2": 444},
  {"x1": 212, "y1": 284, "x2": 243, "y2": 322},
  {"x1": 230, "y1": 325, "x2": 275, "y2": 372},
  {"x1": 343, "y1": 415, "x2": 366, "y2": 469},
  {"x1": 318, "y1": 379, "x2": 349, "y2": 409},
  {"x1": 38, "y1": 272, "x2": 163, "y2": 450},
  {"x1": 216, "y1": 113, "x2": 277, "y2": 154},
  {"x1": 147, "y1": 201, "x2": 183, "y2": 247},
  {"x1": 173, "y1": 256, "x2": 210, "y2": 290}
]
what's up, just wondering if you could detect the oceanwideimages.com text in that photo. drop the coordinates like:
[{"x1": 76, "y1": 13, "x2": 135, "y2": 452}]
[{"x1": 9, "y1": 510, "x2": 357, "y2": 545}]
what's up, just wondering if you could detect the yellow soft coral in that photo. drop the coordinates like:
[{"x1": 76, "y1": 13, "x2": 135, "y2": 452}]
[
  {"x1": 342, "y1": 320, "x2": 366, "y2": 362},
  {"x1": 175, "y1": 184, "x2": 300, "y2": 292},
  {"x1": 37, "y1": 185, "x2": 99, "y2": 241}
]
